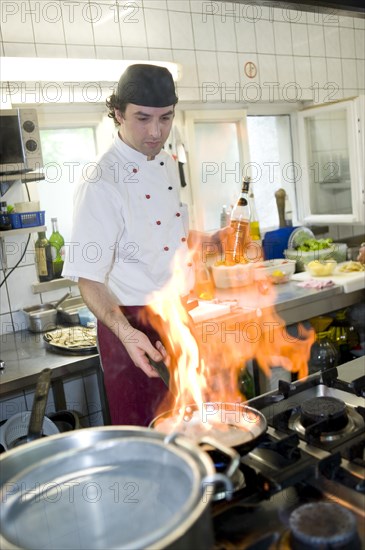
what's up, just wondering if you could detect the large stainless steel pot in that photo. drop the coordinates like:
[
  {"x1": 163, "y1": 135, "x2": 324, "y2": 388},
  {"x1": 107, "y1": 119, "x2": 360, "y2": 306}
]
[{"x1": 0, "y1": 426, "x2": 238, "y2": 550}]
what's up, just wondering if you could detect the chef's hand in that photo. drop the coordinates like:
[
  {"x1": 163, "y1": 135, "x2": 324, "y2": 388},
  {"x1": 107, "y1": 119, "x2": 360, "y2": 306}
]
[
  {"x1": 357, "y1": 245, "x2": 365, "y2": 264},
  {"x1": 122, "y1": 328, "x2": 163, "y2": 377},
  {"x1": 188, "y1": 226, "x2": 234, "y2": 257},
  {"x1": 213, "y1": 225, "x2": 235, "y2": 243}
]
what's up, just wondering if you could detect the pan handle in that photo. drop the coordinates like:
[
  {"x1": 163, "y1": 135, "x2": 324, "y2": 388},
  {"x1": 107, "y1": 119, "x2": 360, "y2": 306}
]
[
  {"x1": 27, "y1": 368, "x2": 52, "y2": 442},
  {"x1": 147, "y1": 357, "x2": 171, "y2": 389}
]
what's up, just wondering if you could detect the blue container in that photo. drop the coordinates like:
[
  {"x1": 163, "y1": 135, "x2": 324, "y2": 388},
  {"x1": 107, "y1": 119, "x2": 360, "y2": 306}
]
[{"x1": 263, "y1": 227, "x2": 298, "y2": 260}]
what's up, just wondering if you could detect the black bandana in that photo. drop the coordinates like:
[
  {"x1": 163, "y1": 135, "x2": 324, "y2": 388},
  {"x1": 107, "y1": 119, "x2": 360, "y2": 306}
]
[{"x1": 117, "y1": 64, "x2": 178, "y2": 107}]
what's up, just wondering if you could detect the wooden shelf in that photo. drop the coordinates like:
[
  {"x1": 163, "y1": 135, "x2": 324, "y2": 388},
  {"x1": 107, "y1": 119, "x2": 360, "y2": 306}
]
[{"x1": 0, "y1": 225, "x2": 46, "y2": 237}]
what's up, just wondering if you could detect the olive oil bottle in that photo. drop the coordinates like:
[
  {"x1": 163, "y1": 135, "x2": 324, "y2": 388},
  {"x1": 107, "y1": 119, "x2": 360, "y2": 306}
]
[
  {"x1": 35, "y1": 232, "x2": 53, "y2": 282},
  {"x1": 49, "y1": 217, "x2": 65, "y2": 279}
]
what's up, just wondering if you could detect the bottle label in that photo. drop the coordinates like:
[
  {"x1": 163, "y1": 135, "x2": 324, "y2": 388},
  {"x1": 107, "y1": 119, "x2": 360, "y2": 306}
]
[
  {"x1": 50, "y1": 245, "x2": 65, "y2": 261},
  {"x1": 228, "y1": 219, "x2": 250, "y2": 262},
  {"x1": 50, "y1": 245, "x2": 57, "y2": 261},
  {"x1": 36, "y1": 249, "x2": 48, "y2": 276}
]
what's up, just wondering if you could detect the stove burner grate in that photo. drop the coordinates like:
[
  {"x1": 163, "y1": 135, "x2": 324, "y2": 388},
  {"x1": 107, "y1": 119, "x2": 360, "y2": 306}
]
[
  {"x1": 281, "y1": 396, "x2": 365, "y2": 444},
  {"x1": 300, "y1": 396, "x2": 348, "y2": 430},
  {"x1": 288, "y1": 502, "x2": 361, "y2": 550}
]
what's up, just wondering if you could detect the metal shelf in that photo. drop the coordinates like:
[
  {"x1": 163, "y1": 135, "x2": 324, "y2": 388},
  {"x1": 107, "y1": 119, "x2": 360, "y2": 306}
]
[
  {"x1": 0, "y1": 225, "x2": 46, "y2": 238},
  {"x1": 0, "y1": 172, "x2": 45, "y2": 196},
  {"x1": 0, "y1": 172, "x2": 45, "y2": 183},
  {"x1": 31, "y1": 278, "x2": 78, "y2": 294}
]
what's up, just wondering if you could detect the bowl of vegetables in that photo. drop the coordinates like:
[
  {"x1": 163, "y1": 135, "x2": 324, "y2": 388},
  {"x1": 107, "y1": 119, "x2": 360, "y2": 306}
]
[{"x1": 284, "y1": 235, "x2": 347, "y2": 272}]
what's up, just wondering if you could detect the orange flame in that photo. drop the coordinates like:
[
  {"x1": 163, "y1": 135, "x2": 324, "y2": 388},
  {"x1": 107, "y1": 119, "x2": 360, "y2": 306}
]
[{"x1": 144, "y1": 245, "x2": 315, "y2": 427}]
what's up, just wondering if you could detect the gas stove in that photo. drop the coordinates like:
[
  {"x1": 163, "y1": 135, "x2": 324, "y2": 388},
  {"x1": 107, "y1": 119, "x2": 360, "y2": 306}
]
[{"x1": 212, "y1": 357, "x2": 365, "y2": 549}]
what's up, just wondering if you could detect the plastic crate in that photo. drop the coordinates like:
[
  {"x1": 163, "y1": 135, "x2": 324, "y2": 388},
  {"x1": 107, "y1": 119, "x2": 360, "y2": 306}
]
[{"x1": 9, "y1": 210, "x2": 45, "y2": 229}]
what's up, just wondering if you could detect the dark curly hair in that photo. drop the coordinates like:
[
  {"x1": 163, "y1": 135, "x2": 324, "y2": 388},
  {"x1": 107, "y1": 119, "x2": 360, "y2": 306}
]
[{"x1": 106, "y1": 93, "x2": 127, "y2": 126}]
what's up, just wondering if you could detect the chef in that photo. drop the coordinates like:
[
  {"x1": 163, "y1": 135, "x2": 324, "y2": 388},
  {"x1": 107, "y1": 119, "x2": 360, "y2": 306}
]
[{"x1": 63, "y1": 64, "x2": 229, "y2": 426}]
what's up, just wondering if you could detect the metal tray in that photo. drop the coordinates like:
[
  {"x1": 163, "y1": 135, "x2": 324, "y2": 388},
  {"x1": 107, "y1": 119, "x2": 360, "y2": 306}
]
[
  {"x1": 57, "y1": 296, "x2": 86, "y2": 325},
  {"x1": 43, "y1": 326, "x2": 97, "y2": 355}
]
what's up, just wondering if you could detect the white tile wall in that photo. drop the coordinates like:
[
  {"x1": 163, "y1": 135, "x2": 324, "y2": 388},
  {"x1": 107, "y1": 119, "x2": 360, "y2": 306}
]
[
  {"x1": 1, "y1": 0, "x2": 364, "y2": 332},
  {"x1": 144, "y1": 8, "x2": 171, "y2": 49},
  {"x1": 1, "y1": 1, "x2": 363, "y2": 101}
]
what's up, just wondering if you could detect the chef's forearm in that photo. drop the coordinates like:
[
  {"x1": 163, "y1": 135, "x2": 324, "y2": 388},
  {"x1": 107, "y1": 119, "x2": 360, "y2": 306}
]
[{"x1": 78, "y1": 277, "x2": 132, "y2": 342}]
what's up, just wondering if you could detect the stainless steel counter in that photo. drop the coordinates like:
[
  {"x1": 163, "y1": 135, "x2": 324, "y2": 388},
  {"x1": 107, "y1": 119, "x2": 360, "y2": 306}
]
[
  {"x1": 0, "y1": 329, "x2": 111, "y2": 425},
  {"x1": 213, "y1": 281, "x2": 364, "y2": 326},
  {"x1": 0, "y1": 330, "x2": 100, "y2": 396},
  {"x1": 0, "y1": 280, "x2": 363, "y2": 406}
]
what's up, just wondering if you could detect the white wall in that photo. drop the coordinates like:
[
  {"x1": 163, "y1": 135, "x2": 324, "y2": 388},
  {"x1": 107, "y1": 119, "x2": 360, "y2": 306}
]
[
  {"x1": 1, "y1": 1, "x2": 364, "y2": 104},
  {"x1": 1, "y1": 1, "x2": 364, "y2": 333}
]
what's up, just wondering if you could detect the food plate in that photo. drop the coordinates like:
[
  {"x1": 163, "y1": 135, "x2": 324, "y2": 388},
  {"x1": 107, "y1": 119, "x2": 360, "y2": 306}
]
[{"x1": 43, "y1": 326, "x2": 97, "y2": 355}]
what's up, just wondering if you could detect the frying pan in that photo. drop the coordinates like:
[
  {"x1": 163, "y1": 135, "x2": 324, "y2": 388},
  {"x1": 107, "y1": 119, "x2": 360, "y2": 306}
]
[{"x1": 151, "y1": 402, "x2": 267, "y2": 453}]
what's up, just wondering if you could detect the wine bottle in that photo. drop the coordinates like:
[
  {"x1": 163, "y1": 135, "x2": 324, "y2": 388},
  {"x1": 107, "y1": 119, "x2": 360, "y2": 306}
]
[
  {"x1": 49, "y1": 217, "x2": 65, "y2": 279},
  {"x1": 228, "y1": 178, "x2": 251, "y2": 263},
  {"x1": 35, "y1": 232, "x2": 53, "y2": 282}
]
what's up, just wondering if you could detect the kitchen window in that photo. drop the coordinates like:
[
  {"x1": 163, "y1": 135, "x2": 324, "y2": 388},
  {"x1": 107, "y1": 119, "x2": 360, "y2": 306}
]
[
  {"x1": 185, "y1": 110, "x2": 295, "y2": 232},
  {"x1": 247, "y1": 115, "x2": 295, "y2": 231},
  {"x1": 37, "y1": 127, "x2": 97, "y2": 242}
]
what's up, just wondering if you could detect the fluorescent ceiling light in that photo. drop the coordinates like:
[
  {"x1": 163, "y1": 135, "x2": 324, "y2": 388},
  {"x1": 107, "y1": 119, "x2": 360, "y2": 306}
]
[{"x1": 1, "y1": 58, "x2": 181, "y2": 82}]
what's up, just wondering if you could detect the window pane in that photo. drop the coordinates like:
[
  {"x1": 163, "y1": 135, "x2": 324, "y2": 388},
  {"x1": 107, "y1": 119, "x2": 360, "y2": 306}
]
[
  {"x1": 247, "y1": 115, "x2": 293, "y2": 231},
  {"x1": 38, "y1": 128, "x2": 96, "y2": 241},
  {"x1": 195, "y1": 121, "x2": 242, "y2": 231},
  {"x1": 305, "y1": 109, "x2": 352, "y2": 215}
]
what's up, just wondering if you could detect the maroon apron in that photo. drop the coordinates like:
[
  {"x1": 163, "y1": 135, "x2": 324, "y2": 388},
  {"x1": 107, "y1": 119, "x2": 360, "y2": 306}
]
[{"x1": 97, "y1": 306, "x2": 174, "y2": 426}]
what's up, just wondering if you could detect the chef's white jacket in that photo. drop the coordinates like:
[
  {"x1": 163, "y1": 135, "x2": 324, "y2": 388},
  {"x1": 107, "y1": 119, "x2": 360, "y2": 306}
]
[{"x1": 63, "y1": 135, "x2": 194, "y2": 305}]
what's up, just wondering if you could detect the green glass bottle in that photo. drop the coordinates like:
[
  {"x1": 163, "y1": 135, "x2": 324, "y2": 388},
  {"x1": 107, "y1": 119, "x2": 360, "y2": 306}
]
[
  {"x1": 238, "y1": 366, "x2": 255, "y2": 400},
  {"x1": 309, "y1": 331, "x2": 339, "y2": 374},
  {"x1": 328, "y1": 309, "x2": 360, "y2": 364},
  {"x1": 35, "y1": 232, "x2": 53, "y2": 282},
  {"x1": 49, "y1": 217, "x2": 65, "y2": 279}
]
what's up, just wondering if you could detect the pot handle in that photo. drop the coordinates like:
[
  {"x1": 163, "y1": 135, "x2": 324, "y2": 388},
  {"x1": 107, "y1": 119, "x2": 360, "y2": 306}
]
[
  {"x1": 164, "y1": 432, "x2": 240, "y2": 480},
  {"x1": 164, "y1": 433, "x2": 239, "y2": 500},
  {"x1": 200, "y1": 473, "x2": 235, "y2": 500},
  {"x1": 198, "y1": 435, "x2": 240, "y2": 479}
]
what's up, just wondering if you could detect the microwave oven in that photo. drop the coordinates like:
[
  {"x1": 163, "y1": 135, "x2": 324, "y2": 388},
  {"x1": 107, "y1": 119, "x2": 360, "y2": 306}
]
[{"x1": 0, "y1": 108, "x2": 43, "y2": 175}]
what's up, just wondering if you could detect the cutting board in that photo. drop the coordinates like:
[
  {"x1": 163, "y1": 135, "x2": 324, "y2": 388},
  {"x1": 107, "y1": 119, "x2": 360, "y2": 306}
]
[
  {"x1": 291, "y1": 263, "x2": 365, "y2": 294},
  {"x1": 189, "y1": 301, "x2": 232, "y2": 323}
]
